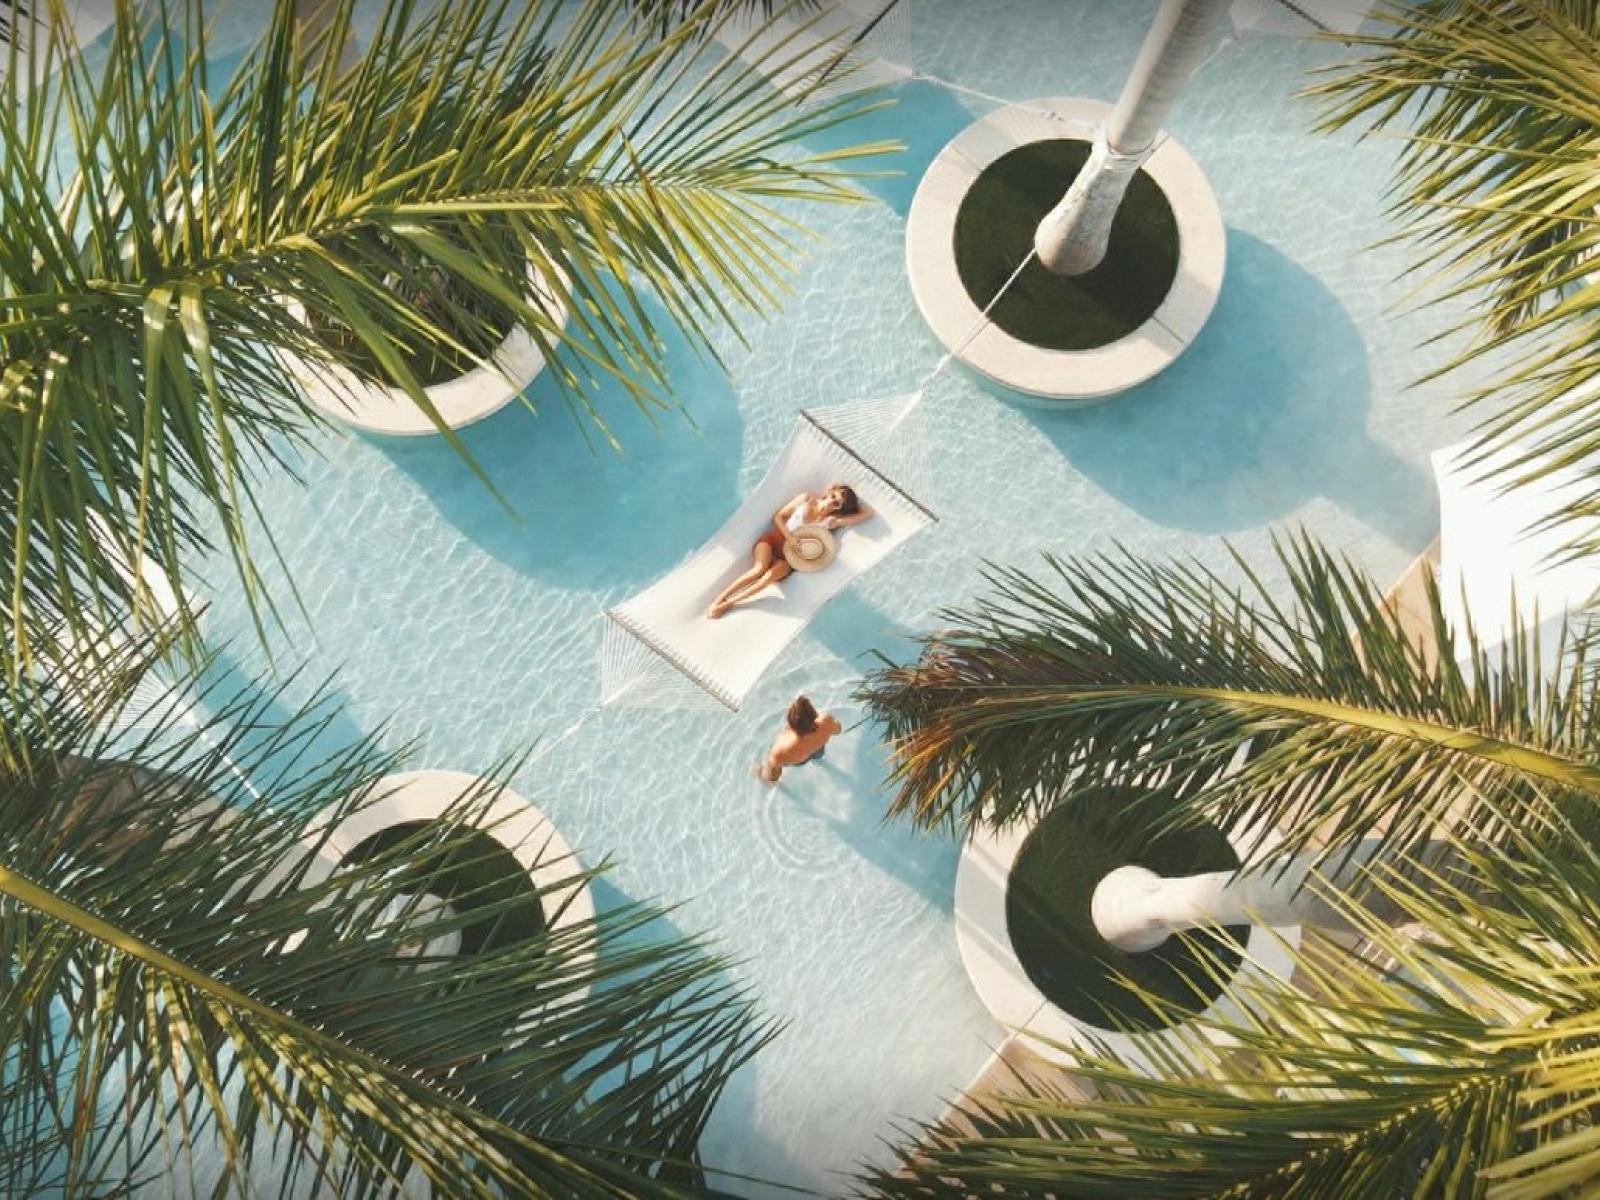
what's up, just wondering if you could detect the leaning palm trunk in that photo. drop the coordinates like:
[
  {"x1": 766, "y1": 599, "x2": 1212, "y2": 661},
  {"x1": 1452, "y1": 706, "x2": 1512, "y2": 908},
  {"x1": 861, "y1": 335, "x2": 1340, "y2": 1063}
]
[
  {"x1": 1093, "y1": 839, "x2": 1454, "y2": 952},
  {"x1": 1033, "y1": 0, "x2": 1230, "y2": 275},
  {"x1": 859, "y1": 541, "x2": 1600, "y2": 1196},
  {"x1": 866, "y1": 833, "x2": 1600, "y2": 1198}
]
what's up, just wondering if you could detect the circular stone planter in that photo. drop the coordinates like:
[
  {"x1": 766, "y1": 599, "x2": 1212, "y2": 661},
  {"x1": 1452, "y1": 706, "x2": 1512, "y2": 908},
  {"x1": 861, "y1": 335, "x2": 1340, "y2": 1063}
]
[
  {"x1": 955, "y1": 810, "x2": 1298, "y2": 1071},
  {"x1": 312, "y1": 769, "x2": 594, "y2": 992},
  {"x1": 906, "y1": 97, "x2": 1225, "y2": 404},
  {"x1": 286, "y1": 266, "x2": 570, "y2": 436},
  {"x1": 1006, "y1": 804, "x2": 1248, "y2": 1033}
]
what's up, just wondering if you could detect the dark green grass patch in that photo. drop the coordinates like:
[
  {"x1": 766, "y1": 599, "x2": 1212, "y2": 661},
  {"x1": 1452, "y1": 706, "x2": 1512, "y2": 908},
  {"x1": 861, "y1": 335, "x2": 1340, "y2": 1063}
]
[
  {"x1": 954, "y1": 138, "x2": 1179, "y2": 351},
  {"x1": 1006, "y1": 796, "x2": 1246, "y2": 1032}
]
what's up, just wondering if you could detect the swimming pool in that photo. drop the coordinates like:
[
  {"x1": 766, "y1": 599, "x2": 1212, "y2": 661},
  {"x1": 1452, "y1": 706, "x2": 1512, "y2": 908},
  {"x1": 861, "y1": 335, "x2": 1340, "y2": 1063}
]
[{"x1": 192, "y1": 2, "x2": 1488, "y2": 1191}]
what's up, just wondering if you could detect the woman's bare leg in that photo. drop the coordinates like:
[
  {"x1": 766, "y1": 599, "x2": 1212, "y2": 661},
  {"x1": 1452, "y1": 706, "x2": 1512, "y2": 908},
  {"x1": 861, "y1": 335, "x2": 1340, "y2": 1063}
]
[
  {"x1": 722, "y1": 569, "x2": 779, "y2": 606},
  {"x1": 712, "y1": 564, "x2": 765, "y2": 609},
  {"x1": 709, "y1": 546, "x2": 777, "y2": 618},
  {"x1": 715, "y1": 561, "x2": 792, "y2": 615}
]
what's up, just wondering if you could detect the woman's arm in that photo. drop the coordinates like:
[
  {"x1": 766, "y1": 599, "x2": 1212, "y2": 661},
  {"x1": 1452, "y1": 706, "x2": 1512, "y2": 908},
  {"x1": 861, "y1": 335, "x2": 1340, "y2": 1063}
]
[{"x1": 832, "y1": 503, "x2": 874, "y2": 530}]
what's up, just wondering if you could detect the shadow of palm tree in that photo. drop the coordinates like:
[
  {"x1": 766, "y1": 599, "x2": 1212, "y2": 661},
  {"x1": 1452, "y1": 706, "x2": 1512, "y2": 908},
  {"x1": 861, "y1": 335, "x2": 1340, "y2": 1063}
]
[
  {"x1": 376, "y1": 302, "x2": 746, "y2": 592},
  {"x1": 1018, "y1": 230, "x2": 1436, "y2": 549}
]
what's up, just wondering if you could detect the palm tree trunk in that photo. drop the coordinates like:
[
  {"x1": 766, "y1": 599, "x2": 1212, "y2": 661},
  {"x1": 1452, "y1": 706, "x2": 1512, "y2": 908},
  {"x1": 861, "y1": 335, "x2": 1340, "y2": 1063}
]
[
  {"x1": 1091, "y1": 839, "x2": 1448, "y2": 953},
  {"x1": 1033, "y1": 0, "x2": 1230, "y2": 276}
]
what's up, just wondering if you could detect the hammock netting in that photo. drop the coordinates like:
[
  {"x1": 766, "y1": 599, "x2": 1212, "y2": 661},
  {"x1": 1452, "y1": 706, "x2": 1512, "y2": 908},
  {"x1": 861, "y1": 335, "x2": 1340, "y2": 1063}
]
[{"x1": 600, "y1": 391, "x2": 935, "y2": 710}]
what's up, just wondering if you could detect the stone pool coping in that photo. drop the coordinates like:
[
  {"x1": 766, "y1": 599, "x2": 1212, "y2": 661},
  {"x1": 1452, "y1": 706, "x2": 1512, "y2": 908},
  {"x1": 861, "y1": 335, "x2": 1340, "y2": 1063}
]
[{"x1": 905, "y1": 97, "x2": 1225, "y2": 403}]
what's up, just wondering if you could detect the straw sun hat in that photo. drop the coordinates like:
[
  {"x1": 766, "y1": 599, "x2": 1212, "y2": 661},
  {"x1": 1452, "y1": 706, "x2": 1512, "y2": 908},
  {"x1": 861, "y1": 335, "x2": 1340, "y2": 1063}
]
[{"x1": 782, "y1": 525, "x2": 837, "y2": 572}]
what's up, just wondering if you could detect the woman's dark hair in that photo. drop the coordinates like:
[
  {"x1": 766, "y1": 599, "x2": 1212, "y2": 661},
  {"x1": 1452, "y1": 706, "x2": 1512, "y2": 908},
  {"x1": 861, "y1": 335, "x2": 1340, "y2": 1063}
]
[
  {"x1": 787, "y1": 695, "x2": 818, "y2": 735},
  {"x1": 830, "y1": 484, "x2": 861, "y2": 516}
]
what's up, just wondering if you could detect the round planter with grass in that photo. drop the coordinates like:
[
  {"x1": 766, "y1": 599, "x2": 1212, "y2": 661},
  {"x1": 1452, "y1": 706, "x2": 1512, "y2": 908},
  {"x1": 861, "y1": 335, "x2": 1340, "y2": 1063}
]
[
  {"x1": 955, "y1": 792, "x2": 1298, "y2": 1070},
  {"x1": 1006, "y1": 801, "x2": 1247, "y2": 1033},
  {"x1": 312, "y1": 769, "x2": 593, "y2": 991},
  {"x1": 906, "y1": 97, "x2": 1224, "y2": 403},
  {"x1": 286, "y1": 264, "x2": 569, "y2": 436}
]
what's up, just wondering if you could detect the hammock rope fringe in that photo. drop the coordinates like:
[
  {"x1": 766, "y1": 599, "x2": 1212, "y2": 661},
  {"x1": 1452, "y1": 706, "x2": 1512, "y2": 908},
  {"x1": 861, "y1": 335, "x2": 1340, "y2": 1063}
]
[{"x1": 599, "y1": 390, "x2": 936, "y2": 710}]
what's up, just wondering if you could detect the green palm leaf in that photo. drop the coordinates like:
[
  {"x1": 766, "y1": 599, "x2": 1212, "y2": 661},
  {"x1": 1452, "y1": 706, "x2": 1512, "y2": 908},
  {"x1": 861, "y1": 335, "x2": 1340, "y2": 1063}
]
[
  {"x1": 856, "y1": 535, "x2": 1600, "y2": 875},
  {"x1": 864, "y1": 826, "x2": 1600, "y2": 1200},
  {"x1": 859, "y1": 534, "x2": 1600, "y2": 1196},
  {"x1": 0, "y1": 0, "x2": 891, "y2": 666},
  {"x1": 1308, "y1": 0, "x2": 1600, "y2": 558},
  {"x1": 631, "y1": 0, "x2": 824, "y2": 36},
  {"x1": 0, "y1": 630, "x2": 771, "y2": 1196}
]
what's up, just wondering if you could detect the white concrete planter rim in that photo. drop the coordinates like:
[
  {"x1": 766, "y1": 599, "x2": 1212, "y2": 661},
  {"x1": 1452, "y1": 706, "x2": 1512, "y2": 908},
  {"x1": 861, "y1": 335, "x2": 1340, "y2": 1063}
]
[
  {"x1": 905, "y1": 97, "x2": 1226, "y2": 404},
  {"x1": 307, "y1": 769, "x2": 595, "y2": 1007},
  {"x1": 284, "y1": 263, "x2": 569, "y2": 436},
  {"x1": 955, "y1": 812, "x2": 1300, "y2": 1070},
  {"x1": 177, "y1": 771, "x2": 593, "y2": 999},
  {"x1": 314, "y1": 768, "x2": 594, "y2": 932}
]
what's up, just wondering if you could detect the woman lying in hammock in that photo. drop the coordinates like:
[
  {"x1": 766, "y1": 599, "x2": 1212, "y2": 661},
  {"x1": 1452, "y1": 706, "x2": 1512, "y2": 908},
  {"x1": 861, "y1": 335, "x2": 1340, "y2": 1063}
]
[{"x1": 706, "y1": 483, "x2": 873, "y2": 619}]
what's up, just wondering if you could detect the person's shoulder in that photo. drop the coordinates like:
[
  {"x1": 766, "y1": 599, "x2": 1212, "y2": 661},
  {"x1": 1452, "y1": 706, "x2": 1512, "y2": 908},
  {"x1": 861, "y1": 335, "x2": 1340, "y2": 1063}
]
[{"x1": 821, "y1": 714, "x2": 843, "y2": 734}]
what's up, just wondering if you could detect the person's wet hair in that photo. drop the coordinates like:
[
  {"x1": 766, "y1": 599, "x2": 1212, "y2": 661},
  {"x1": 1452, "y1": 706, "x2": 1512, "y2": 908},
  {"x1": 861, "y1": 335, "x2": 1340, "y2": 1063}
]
[
  {"x1": 787, "y1": 695, "x2": 818, "y2": 735},
  {"x1": 829, "y1": 484, "x2": 861, "y2": 516}
]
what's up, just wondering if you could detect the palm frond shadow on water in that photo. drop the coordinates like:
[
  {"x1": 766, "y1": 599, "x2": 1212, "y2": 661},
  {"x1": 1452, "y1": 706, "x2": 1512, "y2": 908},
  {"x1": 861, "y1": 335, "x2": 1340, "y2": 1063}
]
[
  {"x1": 0, "y1": 631, "x2": 774, "y2": 1197},
  {"x1": 376, "y1": 294, "x2": 747, "y2": 593},
  {"x1": 1026, "y1": 230, "x2": 1436, "y2": 548},
  {"x1": 0, "y1": 0, "x2": 887, "y2": 663}
]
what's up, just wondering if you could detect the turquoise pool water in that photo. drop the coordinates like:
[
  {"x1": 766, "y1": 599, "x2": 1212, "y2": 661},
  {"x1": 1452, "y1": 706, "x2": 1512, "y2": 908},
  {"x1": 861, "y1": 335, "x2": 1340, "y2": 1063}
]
[{"x1": 193, "y1": 2, "x2": 1489, "y2": 1192}]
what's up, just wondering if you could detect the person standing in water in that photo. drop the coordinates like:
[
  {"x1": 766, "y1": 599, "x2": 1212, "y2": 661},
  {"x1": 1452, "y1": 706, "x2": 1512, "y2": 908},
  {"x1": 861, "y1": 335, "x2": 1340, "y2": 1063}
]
[{"x1": 757, "y1": 696, "x2": 841, "y2": 784}]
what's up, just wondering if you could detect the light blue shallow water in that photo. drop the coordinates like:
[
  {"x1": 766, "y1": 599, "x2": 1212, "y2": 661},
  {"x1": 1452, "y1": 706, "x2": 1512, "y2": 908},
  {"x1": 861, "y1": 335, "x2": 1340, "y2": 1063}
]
[{"x1": 192, "y1": 2, "x2": 1491, "y2": 1193}]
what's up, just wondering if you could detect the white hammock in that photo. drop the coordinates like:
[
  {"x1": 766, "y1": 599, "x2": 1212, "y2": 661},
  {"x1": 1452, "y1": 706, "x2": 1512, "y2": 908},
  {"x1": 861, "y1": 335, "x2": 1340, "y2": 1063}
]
[{"x1": 601, "y1": 395, "x2": 935, "y2": 710}]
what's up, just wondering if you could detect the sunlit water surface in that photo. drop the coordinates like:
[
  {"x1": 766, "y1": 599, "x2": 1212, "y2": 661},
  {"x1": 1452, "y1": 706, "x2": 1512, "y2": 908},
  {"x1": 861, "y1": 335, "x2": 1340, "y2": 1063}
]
[{"x1": 187, "y1": 2, "x2": 1490, "y2": 1193}]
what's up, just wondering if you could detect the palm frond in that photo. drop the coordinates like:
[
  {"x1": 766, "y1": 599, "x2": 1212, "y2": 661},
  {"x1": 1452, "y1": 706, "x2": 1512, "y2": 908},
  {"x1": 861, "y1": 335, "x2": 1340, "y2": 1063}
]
[
  {"x1": 629, "y1": 0, "x2": 824, "y2": 38},
  {"x1": 865, "y1": 822, "x2": 1600, "y2": 1200},
  {"x1": 1307, "y1": 0, "x2": 1600, "y2": 557},
  {"x1": 856, "y1": 534, "x2": 1600, "y2": 877},
  {"x1": 0, "y1": 630, "x2": 771, "y2": 1196},
  {"x1": 0, "y1": 0, "x2": 892, "y2": 667}
]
